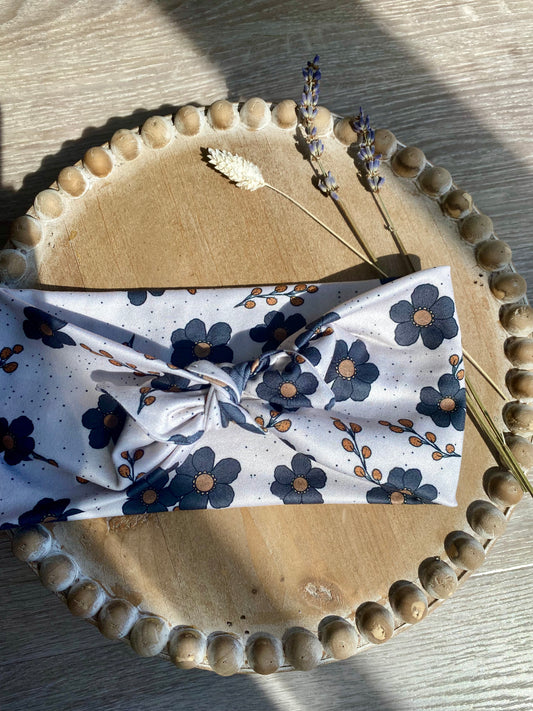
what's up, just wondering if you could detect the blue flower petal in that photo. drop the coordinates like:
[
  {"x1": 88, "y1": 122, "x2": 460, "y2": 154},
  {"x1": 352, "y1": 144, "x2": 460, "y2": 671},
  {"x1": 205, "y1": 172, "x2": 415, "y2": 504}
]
[
  {"x1": 394, "y1": 321, "x2": 420, "y2": 346},
  {"x1": 402, "y1": 468, "x2": 423, "y2": 491},
  {"x1": 366, "y1": 487, "x2": 391, "y2": 504},
  {"x1": 389, "y1": 300, "x2": 414, "y2": 323},
  {"x1": 411, "y1": 283, "x2": 439, "y2": 309},
  {"x1": 274, "y1": 464, "x2": 296, "y2": 485},
  {"x1": 207, "y1": 321, "x2": 232, "y2": 347},
  {"x1": 420, "y1": 324, "x2": 444, "y2": 350},
  {"x1": 209, "y1": 483, "x2": 235, "y2": 508},
  {"x1": 192, "y1": 446, "x2": 215, "y2": 473},
  {"x1": 184, "y1": 318, "x2": 207, "y2": 343},
  {"x1": 432, "y1": 295, "x2": 455, "y2": 320},
  {"x1": 211, "y1": 457, "x2": 240, "y2": 484},
  {"x1": 178, "y1": 490, "x2": 208, "y2": 510}
]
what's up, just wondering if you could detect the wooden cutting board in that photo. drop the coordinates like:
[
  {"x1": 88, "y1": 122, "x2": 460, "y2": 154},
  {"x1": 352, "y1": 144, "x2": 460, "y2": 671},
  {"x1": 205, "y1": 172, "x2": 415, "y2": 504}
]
[{"x1": 4, "y1": 99, "x2": 526, "y2": 674}]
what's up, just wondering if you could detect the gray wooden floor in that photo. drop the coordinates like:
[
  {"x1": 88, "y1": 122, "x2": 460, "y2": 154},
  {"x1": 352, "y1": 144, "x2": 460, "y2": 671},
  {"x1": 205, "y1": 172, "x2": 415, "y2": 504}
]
[{"x1": 0, "y1": 1, "x2": 532, "y2": 709}]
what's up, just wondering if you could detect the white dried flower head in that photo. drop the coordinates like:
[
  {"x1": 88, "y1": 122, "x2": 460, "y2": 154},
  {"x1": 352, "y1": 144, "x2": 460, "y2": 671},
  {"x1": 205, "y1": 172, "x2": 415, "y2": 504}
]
[{"x1": 207, "y1": 148, "x2": 265, "y2": 191}]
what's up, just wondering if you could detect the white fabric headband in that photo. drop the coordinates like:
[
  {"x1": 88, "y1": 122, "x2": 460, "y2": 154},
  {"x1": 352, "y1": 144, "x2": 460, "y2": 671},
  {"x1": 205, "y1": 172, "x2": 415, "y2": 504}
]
[{"x1": 0, "y1": 266, "x2": 465, "y2": 527}]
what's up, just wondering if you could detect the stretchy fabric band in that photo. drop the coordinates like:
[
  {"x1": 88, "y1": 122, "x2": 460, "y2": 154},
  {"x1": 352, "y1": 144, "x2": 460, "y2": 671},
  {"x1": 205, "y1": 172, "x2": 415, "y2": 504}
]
[{"x1": 0, "y1": 267, "x2": 465, "y2": 526}]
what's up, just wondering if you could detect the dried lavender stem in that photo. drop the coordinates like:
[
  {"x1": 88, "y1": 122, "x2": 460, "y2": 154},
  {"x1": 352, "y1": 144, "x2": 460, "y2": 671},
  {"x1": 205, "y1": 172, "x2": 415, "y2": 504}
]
[
  {"x1": 313, "y1": 155, "x2": 379, "y2": 264},
  {"x1": 466, "y1": 377, "x2": 532, "y2": 495},
  {"x1": 463, "y1": 351, "x2": 508, "y2": 402},
  {"x1": 372, "y1": 191, "x2": 418, "y2": 273},
  {"x1": 265, "y1": 183, "x2": 387, "y2": 277}
]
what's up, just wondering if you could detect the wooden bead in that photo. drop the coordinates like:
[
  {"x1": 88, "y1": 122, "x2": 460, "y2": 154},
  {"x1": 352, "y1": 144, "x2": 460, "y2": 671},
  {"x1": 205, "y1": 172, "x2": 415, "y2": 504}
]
[
  {"x1": 418, "y1": 166, "x2": 452, "y2": 197},
  {"x1": 110, "y1": 128, "x2": 141, "y2": 161},
  {"x1": 0, "y1": 249, "x2": 26, "y2": 282},
  {"x1": 356, "y1": 602, "x2": 394, "y2": 644},
  {"x1": 34, "y1": 188, "x2": 63, "y2": 219},
  {"x1": 141, "y1": 115, "x2": 174, "y2": 149},
  {"x1": 282, "y1": 627, "x2": 323, "y2": 671},
  {"x1": 311, "y1": 106, "x2": 333, "y2": 136},
  {"x1": 391, "y1": 146, "x2": 426, "y2": 178},
  {"x1": 442, "y1": 189, "x2": 473, "y2": 219},
  {"x1": 505, "y1": 337, "x2": 533, "y2": 369},
  {"x1": 318, "y1": 615, "x2": 358, "y2": 660},
  {"x1": 444, "y1": 531, "x2": 486, "y2": 571},
  {"x1": 476, "y1": 239, "x2": 512, "y2": 272},
  {"x1": 374, "y1": 129, "x2": 397, "y2": 160},
  {"x1": 206, "y1": 632, "x2": 244, "y2": 676},
  {"x1": 334, "y1": 117, "x2": 358, "y2": 145},
  {"x1": 129, "y1": 616, "x2": 169, "y2": 657},
  {"x1": 10, "y1": 214, "x2": 42, "y2": 247},
  {"x1": 504, "y1": 433, "x2": 533, "y2": 471},
  {"x1": 207, "y1": 100, "x2": 238, "y2": 131},
  {"x1": 39, "y1": 554, "x2": 77, "y2": 592},
  {"x1": 503, "y1": 401, "x2": 533, "y2": 435},
  {"x1": 57, "y1": 166, "x2": 87, "y2": 197},
  {"x1": 388, "y1": 580, "x2": 428, "y2": 624},
  {"x1": 246, "y1": 632, "x2": 284, "y2": 675},
  {"x1": 240, "y1": 97, "x2": 270, "y2": 131},
  {"x1": 97, "y1": 599, "x2": 137, "y2": 639},
  {"x1": 459, "y1": 213, "x2": 494, "y2": 244},
  {"x1": 500, "y1": 304, "x2": 533, "y2": 336},
  {"x1": 67, "y1": 580, "x2": 105, "y2": 618},
  {"x1": 11, "y1": 525, "x2": 52, "y2": 562},
  {"x1": 418, "y1": 557, "x2": 458, "y2": 599},
  {"x1": 271, "y1": 99, "x2": 297, "y2": 129},
  {"x1": 174, "y1": 105, "x2": 203, "y2": 136},
  {"x1": 506, "y1": 369, "x2": 533, "y2": 401},
  {"x1": 83, "y1": 147, "x2": 113, "y2": 178},
  {"x1": 484, "y1": 467, "x2": 524, "y2": 507},
  {"x1": 467, "y1": 500, "x2": 507, "y2": 538},
  {"x1": 490, "y1": 272, "x2": 528, "y2": 303},
  {"x1": 168, "y1": 627, "x2": 207, "y2": 669}
]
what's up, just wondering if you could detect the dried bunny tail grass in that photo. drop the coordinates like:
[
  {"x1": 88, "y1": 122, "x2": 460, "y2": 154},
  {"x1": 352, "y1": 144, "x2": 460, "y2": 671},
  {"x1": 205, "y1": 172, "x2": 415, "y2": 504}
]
[{"x1": 207, "y1": 148, "x2": 265, "y2": 191}]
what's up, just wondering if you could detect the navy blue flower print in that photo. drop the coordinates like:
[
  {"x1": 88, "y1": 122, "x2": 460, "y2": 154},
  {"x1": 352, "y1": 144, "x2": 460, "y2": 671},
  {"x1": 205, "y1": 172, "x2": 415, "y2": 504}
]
[
  {"x1": 170, "y1": 319, "x2": 234, "y2": 368},
  {"x1": 82, "y1": 393, "x2": 127, "y2": 448},
  {"x1": 18, "y1": 497, "x2": 83, "y2": 526},
  {"x1": 271, "y1": 453, "x2": 326, "y2": 504},
  {"x1": 366, "y1": 467, "x2": 437, "y2": 504},
  {"x1": 169, "y1": 446, "x2": 240, "y2": 510},
  {"x1": 250, "y1": 312, "x2": 306, "y2": 353},
  {"x1": 325, "y1": 339, "x2": 379, "y2": 402},
  {"x1": 0, "y1": 416, "x2": 34, "y2": 465},
  {"x1": 416, "y1": 373, "x2": 466, "y2": 431},
  {"x1": 256, "y1": 361, "x2": 318, "y2": 412},
  {"x1": 127, "y1": 289, "x2": 165, "y2": 306},
  {"x1": 22, "y1": 307, "x2": 76, "y2": 349},
  {"x1": 389, "y1": 284, "x2": 458, "y2": 350},
  {"x1": 122, "y1": 468, "x2": 177, "y2": 515}
]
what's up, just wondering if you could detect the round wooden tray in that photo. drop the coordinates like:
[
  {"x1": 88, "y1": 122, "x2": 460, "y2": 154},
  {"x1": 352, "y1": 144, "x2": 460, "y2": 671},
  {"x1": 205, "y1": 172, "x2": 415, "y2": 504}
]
[{"x1": 3, "y1": 99, "x2": 531, "y2": 675}]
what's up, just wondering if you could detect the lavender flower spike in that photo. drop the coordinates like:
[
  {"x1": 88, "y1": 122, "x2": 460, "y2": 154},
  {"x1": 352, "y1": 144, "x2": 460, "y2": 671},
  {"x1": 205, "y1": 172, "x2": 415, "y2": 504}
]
[{"x1": 351, "y1": 107, "x2": 385, "y2": 193}]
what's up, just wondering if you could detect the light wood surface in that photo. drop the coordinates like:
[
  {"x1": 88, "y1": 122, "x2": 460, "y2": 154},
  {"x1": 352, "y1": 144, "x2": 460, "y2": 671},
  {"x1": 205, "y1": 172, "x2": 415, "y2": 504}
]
[{"x1": 0, "y1": 0, "x2": 531, "y2": 708}]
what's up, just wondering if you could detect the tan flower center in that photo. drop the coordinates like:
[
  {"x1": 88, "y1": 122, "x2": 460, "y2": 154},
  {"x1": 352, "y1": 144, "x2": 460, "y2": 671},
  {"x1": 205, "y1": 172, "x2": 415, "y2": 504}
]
[
  {"x1": 439, "y1": 397, "x2": 456, "y2": 412},
  {"x1": 273, "y1": 327, "x2": 288, "y2": 343},
  {"x1": 40, "y1": 323, "x2": 53, "y2": 336},
  {"x1": 390, "y1": 491, "x2": 406, "y2": 504},
  {"x1": 142, "y1": 489, "x2": 157, "y2": 505},
  {"x1": 2, "y1": 434, "x2": 14, "y2": 450},
  {"x1": 194, "y1": 341, "x2": 212, "y2": 358},
  {"x1": 413, "y1": 308, "x2": 433, "y2": 327},
  {"x1": 337, "y1": 358, "x2": 356, "y2": 378},
  {"x1": 103, "y1": 413, "x2": 119, "y2": 429},
  {"x1": 280, "y1": 382, "x2": 297, "y2": 399},
  {"x1": 42, "y1": 515, "x2": 57, "y2": 523},
  {"x1": 195, "y1": 472, "x2": 215, "y2": 493},
  {"x1": 293, "y1": 476, "x2": 309, "y2": 492}
]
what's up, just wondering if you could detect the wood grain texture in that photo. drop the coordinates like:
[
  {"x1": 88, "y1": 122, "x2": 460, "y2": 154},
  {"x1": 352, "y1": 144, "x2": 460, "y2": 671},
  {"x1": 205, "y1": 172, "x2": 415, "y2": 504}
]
[{"x1": 0, "y1": 0, "x2": 531, "y2": 708}]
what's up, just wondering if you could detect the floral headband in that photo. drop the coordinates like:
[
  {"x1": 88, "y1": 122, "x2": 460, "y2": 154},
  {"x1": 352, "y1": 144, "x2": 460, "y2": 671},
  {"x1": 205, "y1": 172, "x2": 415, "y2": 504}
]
[{"x1": 0, "y1": 266, "x2": 465, "y2": 527}]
